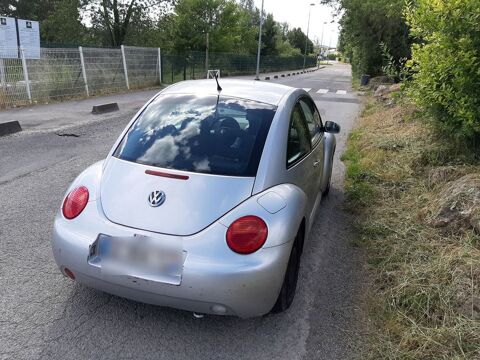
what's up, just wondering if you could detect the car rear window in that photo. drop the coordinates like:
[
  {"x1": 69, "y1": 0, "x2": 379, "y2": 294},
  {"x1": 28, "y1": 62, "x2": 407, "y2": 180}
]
[{"x1": 114, "y1": 94, "x2": 276, "y2": 176}]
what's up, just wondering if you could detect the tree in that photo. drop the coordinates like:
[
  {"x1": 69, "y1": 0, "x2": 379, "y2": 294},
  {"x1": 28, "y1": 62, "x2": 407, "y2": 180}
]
[
  {"x1": 172, "y1": 0, "x2": 254, "y2": 54},
  {"x1": 81, "y1": 0, "x2": 173, "y2": 46},
  {"x1": 287, "y1": 27, "x2": 314, "y2": 55},
  {"x1": 325, "y1": 0, "x2": 410, "y2": 78},
  {"x1": 262, "y1": 13, "x2": 278, "y2": 55},
  {"x1": 0, "y1": 0, "x2": 89, "y2": 45},
  {"x1": 0, "y1": 0, "x2": 56, "y2": 21},
  {"x1": 41, "y1": 0, "x2": 89, "y2": 45}
]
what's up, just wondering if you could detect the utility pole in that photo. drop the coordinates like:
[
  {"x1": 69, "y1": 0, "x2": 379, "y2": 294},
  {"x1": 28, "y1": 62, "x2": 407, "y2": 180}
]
[
  {"x1": 303, "y1": 3, "x2": 315, "y2": 71},
  {"x1": 320, "y1": 21, "x2": 327, "y2": 60},
  {"x1": 255, "y1": 0, "x2": 264, "y2": 80}
]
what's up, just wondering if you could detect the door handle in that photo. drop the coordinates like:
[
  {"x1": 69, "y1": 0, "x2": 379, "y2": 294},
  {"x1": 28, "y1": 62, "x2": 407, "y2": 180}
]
[{"x1": 313, "y1": 160, "x2": 320, "y2": 168}]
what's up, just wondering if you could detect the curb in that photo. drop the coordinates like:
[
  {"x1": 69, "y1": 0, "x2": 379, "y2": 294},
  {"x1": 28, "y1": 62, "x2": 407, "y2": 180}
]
[
  {"x1": 0, "y1": 121, "x2": 22, "y2": 137},
  {"x1": 92, "y1": 103, "x2": 120, "y2": 115},
  {"x1": 261, "y1": 67, "x2": 324, "y2": 81}
]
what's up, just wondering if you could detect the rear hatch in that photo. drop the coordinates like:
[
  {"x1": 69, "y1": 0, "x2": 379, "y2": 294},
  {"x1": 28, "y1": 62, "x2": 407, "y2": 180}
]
[
  {"x1": 100, "y1": 158, "x2": 255, "y2": 236},
  {"x1": 100, "y1": 93, "x2": 276, "y2": 235}
]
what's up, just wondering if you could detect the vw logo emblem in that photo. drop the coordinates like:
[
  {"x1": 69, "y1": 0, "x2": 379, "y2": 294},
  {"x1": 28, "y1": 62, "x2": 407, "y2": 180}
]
[{"x1": 148, "y1": 190, "x2": 166, "y2": 207}]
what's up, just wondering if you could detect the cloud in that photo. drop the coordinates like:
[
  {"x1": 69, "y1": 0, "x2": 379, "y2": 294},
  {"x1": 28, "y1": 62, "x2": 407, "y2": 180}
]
[
  {"x1": 139, "y1": 135, "x2": 179, "y2": 166},
  {"x1": 193, "y1": 158, "x2": 210, "y2": 172}
]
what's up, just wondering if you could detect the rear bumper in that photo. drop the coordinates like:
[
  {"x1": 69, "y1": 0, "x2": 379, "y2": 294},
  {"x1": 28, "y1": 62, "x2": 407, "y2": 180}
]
[{"x1": 51, "y1": 201, "x2": 293, "y2": 318}]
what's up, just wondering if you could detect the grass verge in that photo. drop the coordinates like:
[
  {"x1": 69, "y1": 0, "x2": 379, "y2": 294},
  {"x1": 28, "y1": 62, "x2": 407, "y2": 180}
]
[{"x1": 342, "y1": 94, "x2": 480, "y2": 359}]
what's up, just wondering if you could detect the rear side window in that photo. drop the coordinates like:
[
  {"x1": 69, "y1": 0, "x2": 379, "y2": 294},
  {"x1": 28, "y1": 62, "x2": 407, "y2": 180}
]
[
  {"x1": 287, "y1": 103, "x2": 311, "y2": 167},
  {"x1": 299, "y1": 98, "x2": 323, "y2": 145},
  {"x1": 114, "y1": 94, "x2": 276, "y2": 177}
]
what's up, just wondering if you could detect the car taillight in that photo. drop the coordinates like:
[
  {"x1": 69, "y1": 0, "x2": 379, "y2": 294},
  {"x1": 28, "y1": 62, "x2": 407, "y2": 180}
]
[
  {"x1": 62, "y1": 186, "x2": 89, "y2": 219},
  {"x1": 226, "y1": 216, "x2": 268, "y2": 254}
]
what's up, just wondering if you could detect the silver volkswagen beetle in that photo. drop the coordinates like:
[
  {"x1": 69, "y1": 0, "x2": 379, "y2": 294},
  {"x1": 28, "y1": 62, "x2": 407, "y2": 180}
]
[{"x1": 52, "y1": 79, "x2": 340, "y2": 318}]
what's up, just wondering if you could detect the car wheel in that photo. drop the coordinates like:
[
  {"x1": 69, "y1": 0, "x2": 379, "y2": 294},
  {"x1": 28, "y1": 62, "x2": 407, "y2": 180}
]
[
  {"x1": 323, "y1": 148, "x2": 335, "y2": 197},
  {"x1": 270, "y1": 230, "x2": 302, "y2": 314},
  {"x1": 323, "y1": 172, "x2": 332, "y2": 196}
]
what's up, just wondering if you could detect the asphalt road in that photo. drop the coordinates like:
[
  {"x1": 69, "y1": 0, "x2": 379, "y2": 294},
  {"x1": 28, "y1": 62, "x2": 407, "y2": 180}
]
[{"x1": 0, "y1": 63, "x2": 366, "y2": 360}]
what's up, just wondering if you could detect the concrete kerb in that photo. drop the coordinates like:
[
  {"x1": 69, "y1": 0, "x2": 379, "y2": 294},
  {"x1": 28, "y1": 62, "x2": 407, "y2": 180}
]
[
  {"x1": 0, "y1": 121, "x2": 22, "y2": 137},
  {"x1": 91, "y1": 103, "x2": 120, "y2": 115},
  {"x1": 264, "y1": 67, "x2": 320, "y2": 80}
]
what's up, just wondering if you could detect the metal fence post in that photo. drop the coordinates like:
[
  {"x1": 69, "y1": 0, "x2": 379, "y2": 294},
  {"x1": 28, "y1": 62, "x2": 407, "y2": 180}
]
[
  {"x1": 20, "y1": 46, "x2": 32, "y2": 104},
  {"x1": 157, "y1": 48, "x2": 162, "y2": 84},
  {"x1": 78, "y1": 46, "x2": 89, "y2": 96},
  {"x1": 183, "y1": 56, "x2": 187, "y2": 80},
  {"x1": 0, "y1": 59, "x2": 6, "y2": 88},
  {"x1": 121, "y1": 45, "x2": 130, "y2": 89}
]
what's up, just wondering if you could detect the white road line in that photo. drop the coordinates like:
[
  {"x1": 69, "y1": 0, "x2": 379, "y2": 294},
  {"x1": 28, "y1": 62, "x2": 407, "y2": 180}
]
[
  {"x1": 303, "y1": 88, "x2": 311, "y2": 92},
  {"x1": 316, "y1": 89, "x2": 329, "y2": 94},
  {"x1": 336, "y1": 90, "x2": 347, "y2": 95}
]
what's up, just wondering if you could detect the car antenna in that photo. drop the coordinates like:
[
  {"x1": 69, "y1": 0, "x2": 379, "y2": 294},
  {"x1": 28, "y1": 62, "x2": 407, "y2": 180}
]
[{"x1": 214, "y1": 73, "x2": 222, "y2": 92}]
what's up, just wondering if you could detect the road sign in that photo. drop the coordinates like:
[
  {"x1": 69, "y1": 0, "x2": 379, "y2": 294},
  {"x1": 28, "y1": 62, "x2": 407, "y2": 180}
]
[
  {"x1": 0, "y1": 16, "x2": 19, "y2": 58},
  {"x1": 18, "y1": 19, "x2": 40, "y2": 59}
]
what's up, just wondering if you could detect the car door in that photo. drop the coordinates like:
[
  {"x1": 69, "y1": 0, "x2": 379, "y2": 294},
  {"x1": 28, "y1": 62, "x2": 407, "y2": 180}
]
[
  {"x1": 285, "y1": 102, "x2": 318, "y2": 219},
  {"x1": 298, "y1": 97, "x2": 325, "y2": 220}
]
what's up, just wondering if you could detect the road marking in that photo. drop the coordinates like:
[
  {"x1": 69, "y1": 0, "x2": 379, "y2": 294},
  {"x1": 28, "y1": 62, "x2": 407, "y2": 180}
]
[
  {"x1": 303, "y1": 88, "x2": 311, "y2": 92},
  {"x1": 336, "y1": 90, "x2": 347, "y2": 95},
  {"x1": 316, "y1": 89, "x2": 329, "y2": 94}
]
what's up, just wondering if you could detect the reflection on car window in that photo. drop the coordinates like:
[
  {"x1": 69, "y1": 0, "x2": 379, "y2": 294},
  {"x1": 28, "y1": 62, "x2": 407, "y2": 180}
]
[
  {"x1": 114, "y1": 94, "x2": 276, "y2": 176},
  {"x1": 287, "y1": 103, "x2": 311, "y2": 166},
  {"x1": 299, "y1": 98, "x2": 322, "y2": 145}
]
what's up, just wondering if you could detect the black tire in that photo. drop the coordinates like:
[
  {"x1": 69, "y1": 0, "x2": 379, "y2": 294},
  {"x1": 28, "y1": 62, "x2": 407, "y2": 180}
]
[
  {"x1": 270, "y1": 230, "x2": 302, "y2": 314},
  {"x1": 323, "y1": 171, "x2": 332, "y2": 196},
  {"x1": 323, "y1": 148, "x2": 336, "y2": 197}
]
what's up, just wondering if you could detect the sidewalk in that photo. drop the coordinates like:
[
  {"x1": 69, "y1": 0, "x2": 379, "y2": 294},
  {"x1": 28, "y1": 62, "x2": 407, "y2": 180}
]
[{"x1": 0, "y1": 67, "x2": 321, "y2": 133}]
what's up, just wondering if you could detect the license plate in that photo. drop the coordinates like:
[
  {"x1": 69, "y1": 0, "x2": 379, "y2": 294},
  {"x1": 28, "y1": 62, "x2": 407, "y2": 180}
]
[{"x1": 91, "y1": 234, "x2": 185, "y2": 285}]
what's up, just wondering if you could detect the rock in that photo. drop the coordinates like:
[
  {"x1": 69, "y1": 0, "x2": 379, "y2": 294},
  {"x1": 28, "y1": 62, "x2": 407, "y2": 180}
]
[
  {"x1": 385, "y1": 98, "x2": 396, "y2": 107},
  {"x1": 374, "y1": 85, "x2": 389, "y2": 97},
  {"x1": 374, "y1": 83, "x2": 403, "y2": 98},
  {"x1": 389, "y1": 83, "x2": 402, "y2": 92},
  {"x1": 369, "y1": 76, "x2": 395, "y2": 90},
  {"x1": 429, "y1": 174, "x2": 480, "y2": 233},
  {"x1": 427, "y1": 166, "x2": 458, "y2": 187},
  {"x1": 458, "y1": 296, "x2": 480, "y2": 320}
]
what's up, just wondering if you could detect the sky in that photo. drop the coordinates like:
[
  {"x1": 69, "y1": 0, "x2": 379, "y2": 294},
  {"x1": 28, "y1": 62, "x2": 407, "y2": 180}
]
[{"x1": 253, "y1": 0, "x2": 340, "y2": 48}]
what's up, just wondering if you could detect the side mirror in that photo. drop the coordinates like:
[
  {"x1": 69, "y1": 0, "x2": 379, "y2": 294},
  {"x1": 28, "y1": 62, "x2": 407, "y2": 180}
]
[{"x1": 324, "y1": 121, "x2": 340, "y2": 134}]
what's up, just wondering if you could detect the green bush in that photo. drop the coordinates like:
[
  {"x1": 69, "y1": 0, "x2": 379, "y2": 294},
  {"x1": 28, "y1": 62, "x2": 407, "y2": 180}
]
[{"x1": 405, "y1": 0, "x2": 480, "y2": 139}]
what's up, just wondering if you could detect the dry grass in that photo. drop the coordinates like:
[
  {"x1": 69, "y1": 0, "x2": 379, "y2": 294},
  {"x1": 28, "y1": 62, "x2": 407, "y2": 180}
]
[{"x1": 342, "y1": 95, "x2": 480, "y2": 359}]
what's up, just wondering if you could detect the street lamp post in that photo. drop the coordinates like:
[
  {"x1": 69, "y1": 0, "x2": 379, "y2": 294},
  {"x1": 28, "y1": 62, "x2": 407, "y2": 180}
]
[
  {"x1": 255, "y1": 0, "x2": 264, "y2": 80},
  {"x1": 327, "y1": 31, "x2": 334, "y2": 64},
  {"x1": 303, "y1": 3, "x2": 315, "y2": 71},
  {"x1": 320, "y1": 21, "x2": 327, "y2": 61}
]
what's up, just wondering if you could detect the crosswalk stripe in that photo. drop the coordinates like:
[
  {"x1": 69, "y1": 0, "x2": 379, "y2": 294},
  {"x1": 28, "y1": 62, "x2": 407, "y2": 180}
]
[
  {"x1": 316, "y1": 89, "x2": 329, "y2": 94},
  {"x1": 303, "y1": 88, "x2": 311, "y2": 92},
  {"x1": 336, "y1": 90, "x2": 347, "y2": 95}
]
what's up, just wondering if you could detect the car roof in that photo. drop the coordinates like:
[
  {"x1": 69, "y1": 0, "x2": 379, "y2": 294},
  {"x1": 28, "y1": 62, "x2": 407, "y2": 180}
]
[{"x1": 161, "y1": 79, "x2": 294, "y2": 106}]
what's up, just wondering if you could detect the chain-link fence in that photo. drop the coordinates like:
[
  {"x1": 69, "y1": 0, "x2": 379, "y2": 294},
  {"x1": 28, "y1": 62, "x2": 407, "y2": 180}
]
[
  {"x1": 0, "y1": 45, "x2": 317, "y2": 109},
  {"x1": 160, "y1": 51, "x2": 317, "y2": 84}
]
